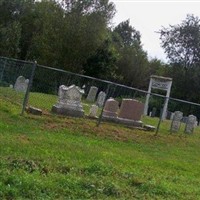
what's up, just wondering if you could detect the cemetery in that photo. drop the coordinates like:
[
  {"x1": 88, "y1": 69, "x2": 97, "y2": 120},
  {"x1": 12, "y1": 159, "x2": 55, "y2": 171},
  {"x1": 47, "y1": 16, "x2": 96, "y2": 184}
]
[{"x1": 0, "y1": 0, "x2": 200, "y2": 197}]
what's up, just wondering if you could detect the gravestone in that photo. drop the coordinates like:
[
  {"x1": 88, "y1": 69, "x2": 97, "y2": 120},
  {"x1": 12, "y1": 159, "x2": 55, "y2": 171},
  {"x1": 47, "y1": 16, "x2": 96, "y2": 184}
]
[
  {"x1": 96, "y1": 91, "x2": 106, "y2": 107},
  {"x1": 52, "y1": 84, "x2": 84, "y2": 117},
  {"x1": 166, "y1": 111, "x2": 172, "y2": 120},
  {"x1": 14, "y1": 76, "x2": 29, "y2": 92},
  {"x1": 170, "y1": 111, "x2": 183, "y2": 132},
  {"x1": 181, "y1": 116, "x2": 188, "y2": 123},
  {"x1": 89, "y1": 104, "x2": 98, "y2": 118},
  {"x1": 185, "y1": 115, "x2": 197, "y2": 134},
  {"x1": 102, "y1": 98, "x2": 119, "y2": 120},
  {"x1": 86, "y1": 86, "x2": 98, "y2": 102},
  {"x1": 118, "y1": 99, "x2": 144, "y2": 121},
  {"x1": 170, "y1": 112, "x2": 174, "y2": 120}
]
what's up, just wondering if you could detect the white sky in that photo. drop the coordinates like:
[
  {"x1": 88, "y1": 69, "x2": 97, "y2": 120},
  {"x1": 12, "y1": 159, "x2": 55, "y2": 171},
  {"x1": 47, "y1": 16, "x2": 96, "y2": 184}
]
[{"x1": 111, "y1": 0, "x2": 200, "y2": 62}]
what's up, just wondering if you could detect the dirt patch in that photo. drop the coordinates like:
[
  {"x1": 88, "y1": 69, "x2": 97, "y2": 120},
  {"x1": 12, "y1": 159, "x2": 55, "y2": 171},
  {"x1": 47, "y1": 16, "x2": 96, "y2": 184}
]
[{"x1": 17, "y1": 135, "x2": 30, "y2": 144}]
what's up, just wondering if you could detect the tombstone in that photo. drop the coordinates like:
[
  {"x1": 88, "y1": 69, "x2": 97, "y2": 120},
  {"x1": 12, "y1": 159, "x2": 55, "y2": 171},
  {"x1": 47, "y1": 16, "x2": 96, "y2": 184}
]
[
  {"x1": 151, "y1": 107, "x2": 157, "y2": 117},
  {"x1": 170, "y1": 112, "x2": 174, "y2": 120},
  {"x1": 118, "y1": 99, "x2": 144, "y2": 121},
  {"x1": 170, "y1": 111, "x2": 183, "y2": 132},
  {"x1": 52, "y1": 84, "x2": 84, "y2": 117},
  {"x1": 181, "y1": 116, "x2": 188, "y2": 123},
  {"x1": 14, "y1": 76, "x2": 29, "y2": 92},
  {"x1": 185, "y1": 115, "x2": 197, "y2": 134},
  {"x1": 89, "y1": 105, "x2": 98, "y2": 118},
  {"x1": 96, "y1": 91, "x2": 106, "y2": 107},
  {"x1": 166, "y1": 111, "x2": 172, "y2": 120},
  {"x1": 86, "y1": 86, "x2": 98, "y2": 102},
  {"x1": 102, "y1": 98, "x2": 119, "y2": 120}
]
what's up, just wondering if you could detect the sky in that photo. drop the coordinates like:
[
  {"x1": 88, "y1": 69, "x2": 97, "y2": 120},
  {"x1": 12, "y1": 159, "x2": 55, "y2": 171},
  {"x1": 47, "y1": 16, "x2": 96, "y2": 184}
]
[{"x1": 111, "y1": 0, "x2": 200, "y2": 62}]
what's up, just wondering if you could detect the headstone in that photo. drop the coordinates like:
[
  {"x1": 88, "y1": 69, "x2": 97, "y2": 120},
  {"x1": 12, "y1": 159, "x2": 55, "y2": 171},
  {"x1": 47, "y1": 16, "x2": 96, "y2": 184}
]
[
  {"x1": 170, "y1": 111, "x2": 183, "y2": 132},
  {"x1": 118, "y1": 99, "x2": 144, "y2": 121},
  {"x1": 14, "y1": 76, "x2": 29, "y2": 92},
  {"x1": 52, "y1": 84, "x2": 84, "y2": 117},
  {"x1": 89, "y1": 105, "x2": 98, "y2": 118},
  {"x1": 86, "y1": 86, "x2": 98, "y2": 102},
  {"x1": 9, "y1": 84, "x2": 13, "y2": 88},
  {"x1": 96, "y1": 91, "x2": 106, "y2": 107},
  {"x1": 102, "y1": 98, "x2": 119, "y2": 119},
  {"x1": 151, "y1": 107, "x2": 157, "y2": 117},
  {"x1": 181, "y1": 116, "x2": 188, "y2": 123},
  {"x1": 166, "y1": 111, "x2": 172, "y2": 120},
  {"x1": 185, "y1": 115, "x2": 197, "y2": 134},
  {"x1": 170, "y1": 112, "x2": 174, "y2": 120}
]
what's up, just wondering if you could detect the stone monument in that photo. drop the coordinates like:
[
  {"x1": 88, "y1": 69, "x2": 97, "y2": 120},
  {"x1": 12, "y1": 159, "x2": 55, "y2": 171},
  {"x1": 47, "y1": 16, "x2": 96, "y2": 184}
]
[
  {"x1": 14, "y1": 76, "x2": 29, "y2": 92},
  {"x1": 96, "y1": 91, "x2": 106, "y2": 107},
  {"x1": 170, "y1": 111, "x2": 183, "y2": 132},
  {"x1": 86, "y1": 86, "x2": 98, "y2": 102},
  {"x1": 118, "y1": 99, "x2": 144, "y2": 121},
  {"x1": 89, "y1": 104, "x2": 99, "y2": 118},
  {"x1": 185, "y1": 115, "x2": 197, "y2": 134},
  {"x1": 102, "y1": 98, "x2": 119, "y2": 120},
  {"x1": 52, "y1": 84, "x2": 84, "y2": 117}
]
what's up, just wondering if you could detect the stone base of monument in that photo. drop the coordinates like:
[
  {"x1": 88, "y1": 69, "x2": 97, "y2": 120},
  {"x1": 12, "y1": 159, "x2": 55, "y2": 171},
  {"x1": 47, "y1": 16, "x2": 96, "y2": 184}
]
[
  {"x1": 102, "y1": 116, "x2": 143, "y2": 128},
  {"x1": 51, "y1": 105, "x2": 84, "y2": 118},
  {"x1": 117, "y1": 118, "x2": 143, "y2": 127},
  {"x1": 27, "y1": 106, "x2": 42, "y2": 115},
  {"x1": 143, "y1": 125, "x2": 156, "y2": 132},
  {"x1": 102, "y1": 115, "x2": 118, "y2": 123}
]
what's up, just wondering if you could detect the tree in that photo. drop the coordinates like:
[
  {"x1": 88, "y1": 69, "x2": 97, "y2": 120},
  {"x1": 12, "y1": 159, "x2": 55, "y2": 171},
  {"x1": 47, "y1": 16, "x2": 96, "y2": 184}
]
[
  {"x1": 159, "y1": 14, "x2": 200, "y2": 105},
  {"x1": 113, "y1": 19, "x2": 141, "y2": 47},
  {"x1": 159, "y1": 14, "x2": 200, "y2": 68}
]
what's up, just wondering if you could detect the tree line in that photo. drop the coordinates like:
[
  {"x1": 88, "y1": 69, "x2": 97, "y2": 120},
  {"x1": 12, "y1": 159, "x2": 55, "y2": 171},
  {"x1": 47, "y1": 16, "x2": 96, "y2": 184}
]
[{"x1": 1, "y1": 0, "x2": 200, "y2": 109}]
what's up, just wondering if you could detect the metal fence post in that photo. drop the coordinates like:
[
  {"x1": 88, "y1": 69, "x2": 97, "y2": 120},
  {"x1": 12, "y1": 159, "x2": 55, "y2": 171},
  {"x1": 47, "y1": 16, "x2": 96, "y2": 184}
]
[
  {"x1": 21, "y1": 61, "x2": 37, "y2": 115},
  {"x1": 155, "y1": 96, "x2": 167, "y2": 135},
  {"x1": 97, "y1": 83, "x2": 111, "y2": 127}
]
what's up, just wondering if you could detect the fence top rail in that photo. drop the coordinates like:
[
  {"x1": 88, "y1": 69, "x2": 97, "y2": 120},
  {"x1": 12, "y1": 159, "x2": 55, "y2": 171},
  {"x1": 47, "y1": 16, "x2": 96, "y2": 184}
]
[
  {"x1": 1, "y1": 56, "x2": 200, "y2": 107},
  {"x1": 37, "y1": 64, "x2": 148, "y2": 94},
  {"x1": 0, "y1": 56, "x2": 34, "y2": 65}
]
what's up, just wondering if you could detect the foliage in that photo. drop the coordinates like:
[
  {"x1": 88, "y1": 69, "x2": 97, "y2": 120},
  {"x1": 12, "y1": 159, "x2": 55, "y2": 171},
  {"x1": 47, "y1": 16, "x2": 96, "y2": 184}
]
[{"x1": 159, "y1": 14, "x2": 200, "y2": 68}]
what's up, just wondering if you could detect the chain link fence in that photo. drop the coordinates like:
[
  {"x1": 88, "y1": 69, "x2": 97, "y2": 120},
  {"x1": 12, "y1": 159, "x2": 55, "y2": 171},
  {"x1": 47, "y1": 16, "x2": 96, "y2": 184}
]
[{"x1": 1, "y1": 56, "x2": 200, "y2": 134}]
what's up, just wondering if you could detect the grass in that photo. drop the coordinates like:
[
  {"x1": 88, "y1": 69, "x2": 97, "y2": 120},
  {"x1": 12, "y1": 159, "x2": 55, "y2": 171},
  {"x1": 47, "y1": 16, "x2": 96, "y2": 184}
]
[{"x1": 1, "y1": 87, "x2": 200, "y2": 199}]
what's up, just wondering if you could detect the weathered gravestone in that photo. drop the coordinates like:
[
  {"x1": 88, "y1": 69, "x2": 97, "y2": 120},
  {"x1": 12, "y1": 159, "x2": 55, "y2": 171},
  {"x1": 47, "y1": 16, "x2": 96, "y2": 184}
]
[
  {"x1": 166, "y1": 111, "x2": 173, "y2": 120},
  {"x1": 181, "y1": 116, "x2": 188, "y2": 123},
  {"x1": 96, "y1": 91, "x2": 106, "y2": 107},
  {"x1": 14, "y1": 76, "x2": 29, "y2": 92},
  {"x1": 118, "y1": 99, "x2": 144, "y2": 121},
  {"x1": 89, "y1": 104, "x2": 98, "y2": 118},
  {"x1": 102, "y1": 98, "x2": 119, "y2": 120},
  {"x1": 170, "y1": 111, "x2": 183, "y2": 132},
  {"x1": 52, "y1": 85, "x2": 84, "y2": 117},
  {"x1": 86, "y1": 86, "x2": 98, "y2": 102},
  {"x1": 117, "y1": 99, "x2": 144, "y2": 127},
  {"x1": 185, "y1": 115, "x2": 197, "y2": 134}
]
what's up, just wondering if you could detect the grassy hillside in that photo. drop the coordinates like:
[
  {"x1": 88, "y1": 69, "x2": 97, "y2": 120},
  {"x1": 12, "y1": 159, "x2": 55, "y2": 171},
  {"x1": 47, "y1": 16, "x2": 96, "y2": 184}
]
[{"x1": 1, "y1": 89, "x2": 200, "y2": 199}]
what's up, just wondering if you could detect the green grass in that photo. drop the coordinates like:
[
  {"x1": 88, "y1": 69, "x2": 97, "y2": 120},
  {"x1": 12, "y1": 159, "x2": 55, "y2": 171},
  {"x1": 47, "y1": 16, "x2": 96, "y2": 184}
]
[{"x1": 1, "y1": 87, "x2": 200, "y2": 199}]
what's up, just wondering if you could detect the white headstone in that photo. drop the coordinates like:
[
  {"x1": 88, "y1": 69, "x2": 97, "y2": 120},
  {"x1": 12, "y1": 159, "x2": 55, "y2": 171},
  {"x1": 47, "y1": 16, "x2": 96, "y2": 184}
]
[
  {"x1": 86, "y1": 86, "x2": 98, "y2": 102},
  {"x1": 52, "y1": 84, "x2": 85, "y2": 117},
  {"x1": 170, "y1": 111, "x2": 183, "y2": 132},
  {"x1": 89, "y1": 105, "x2": 98, "y2": 118},
  {"x1": 185, "y1": 115, "x2": 197, "y2": 134},
  {"x1": 14, "y1": 76, "x2": 29, "y2": 92},
  {"x1": 96, "y1": 91, "x2": 106, "y2": 107}
]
